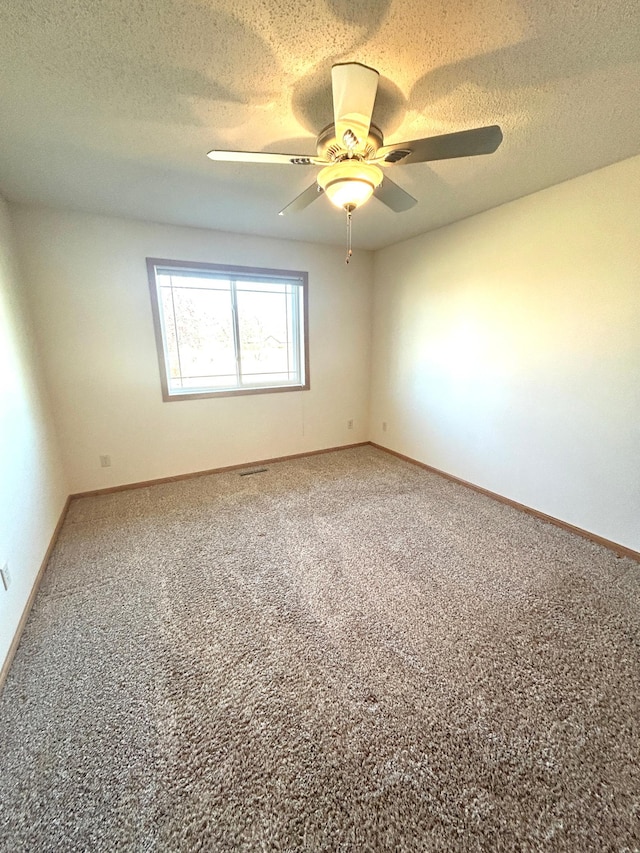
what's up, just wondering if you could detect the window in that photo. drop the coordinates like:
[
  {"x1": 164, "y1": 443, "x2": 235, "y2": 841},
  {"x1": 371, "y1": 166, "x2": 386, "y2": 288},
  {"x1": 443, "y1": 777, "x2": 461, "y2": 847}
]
[{"x1": 147, "y1": 259, "x2": 309, "y2": 401}]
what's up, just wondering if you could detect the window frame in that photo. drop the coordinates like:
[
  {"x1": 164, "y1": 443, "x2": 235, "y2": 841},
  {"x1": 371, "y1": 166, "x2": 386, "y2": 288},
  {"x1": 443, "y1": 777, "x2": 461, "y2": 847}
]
[{"x1": 146, "y1": 258, "x2": 310, "y2": 402}]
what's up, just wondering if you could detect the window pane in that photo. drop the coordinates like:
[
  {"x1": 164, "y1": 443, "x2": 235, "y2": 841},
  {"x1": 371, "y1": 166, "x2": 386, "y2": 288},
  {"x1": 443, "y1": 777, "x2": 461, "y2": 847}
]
[
  {"x1": 241, "y1": 372, "x2": 296, "y2": 385},
  {"x1": 160, "y1": 287, "x2": 182, "y2": 388},
  {"x1": 236, "y1": 279, "x2": 295, "y2": 294},
  {"x1": 236, "y1": 289, "x2": 293, "y2": 383},
  {"x1": 162, "y1": 272, "x2": 232, "y2": 291},
  {"x1": 180, "y1": 374, "x2": 238, "y2": 390},
  {"x1": 173, "y1": 287, "x2": 236, "y2": 382}
]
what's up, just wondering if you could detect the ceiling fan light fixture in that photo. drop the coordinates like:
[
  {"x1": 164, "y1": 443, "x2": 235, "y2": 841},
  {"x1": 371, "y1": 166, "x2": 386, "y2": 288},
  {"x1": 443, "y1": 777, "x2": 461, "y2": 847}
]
[{"x1": 317, "y1": 161, "x2": 383, "y2": 210}]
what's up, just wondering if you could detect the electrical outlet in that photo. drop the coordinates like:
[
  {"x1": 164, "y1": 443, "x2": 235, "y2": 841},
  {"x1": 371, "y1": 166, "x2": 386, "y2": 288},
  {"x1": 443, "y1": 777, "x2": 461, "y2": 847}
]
[
  {"x1": 1, "y1": 563, "x2": 10, "y2": 591},
  {"x1": 99, "y1": 455, "x2": 111, "y2": 468},
  {"x1": 347, "y1": 419, "x2": 354, "y2": 430},
  {"x1": 382, "y1": 421, "x2": 388, "y2": 432}
]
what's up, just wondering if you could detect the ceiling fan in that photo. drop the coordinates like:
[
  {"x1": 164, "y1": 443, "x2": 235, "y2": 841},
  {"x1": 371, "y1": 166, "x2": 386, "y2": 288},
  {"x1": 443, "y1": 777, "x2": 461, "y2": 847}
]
[{"x1": 207, "y1": 63, "x2": 503, "y2": 258}]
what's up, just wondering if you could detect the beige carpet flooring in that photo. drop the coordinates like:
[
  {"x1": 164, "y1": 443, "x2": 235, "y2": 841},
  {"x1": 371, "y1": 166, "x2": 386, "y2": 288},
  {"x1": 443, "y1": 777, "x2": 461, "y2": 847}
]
[{"x1": 1, "y1": 446, "x2": 639, "y2": 852}]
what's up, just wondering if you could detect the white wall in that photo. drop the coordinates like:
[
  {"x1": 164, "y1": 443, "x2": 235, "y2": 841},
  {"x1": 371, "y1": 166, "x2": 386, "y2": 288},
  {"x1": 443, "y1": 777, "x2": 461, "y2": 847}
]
[
  {"x1": 0, "y1": 196, "x2": 68, "y2": 671},
  {"x1": 11, "y1": 207, "x2": 373, "y2": 493},
  {"x1": 371, "y1": 155, "x2": 640, "y2": 552}
]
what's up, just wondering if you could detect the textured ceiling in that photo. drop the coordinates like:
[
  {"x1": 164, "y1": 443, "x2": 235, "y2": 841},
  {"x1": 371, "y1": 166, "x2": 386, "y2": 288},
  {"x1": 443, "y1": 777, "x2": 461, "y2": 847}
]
[{"x1": 1, "y1": 0, "x2": 639, "y2": 250}]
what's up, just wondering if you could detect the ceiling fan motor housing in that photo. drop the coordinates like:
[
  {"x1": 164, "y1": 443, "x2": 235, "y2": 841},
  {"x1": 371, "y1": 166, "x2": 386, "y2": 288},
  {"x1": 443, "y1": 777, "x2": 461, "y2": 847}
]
[{"x1": 316, "y1": 123, "x2": 384, "y2": 162}]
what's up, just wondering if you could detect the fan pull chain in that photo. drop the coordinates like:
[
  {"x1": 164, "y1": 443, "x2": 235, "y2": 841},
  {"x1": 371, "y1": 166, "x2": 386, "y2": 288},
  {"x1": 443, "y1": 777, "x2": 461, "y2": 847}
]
[{"x1": 345, "y1": 206, "x2": 353, "y2": 264}]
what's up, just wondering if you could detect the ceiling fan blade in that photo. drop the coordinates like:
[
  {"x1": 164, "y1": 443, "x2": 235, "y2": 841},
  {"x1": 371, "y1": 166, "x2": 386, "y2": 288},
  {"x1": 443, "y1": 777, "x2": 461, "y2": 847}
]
[
  {"x1": 377, "y1": 125, "x2": 503, "y2": 165},
  {"x1": 331, "y1": 62, "x2": 379, "y2": 151},
  {"x1": 207, "y1": 149, "x2": 322, "y2": 166},
  {"x1": 278, "y1": 182, "x2": 324, "y2": 216},
  {"x1": 373, "y1": 176, "x2": 417, "y2": 212}
]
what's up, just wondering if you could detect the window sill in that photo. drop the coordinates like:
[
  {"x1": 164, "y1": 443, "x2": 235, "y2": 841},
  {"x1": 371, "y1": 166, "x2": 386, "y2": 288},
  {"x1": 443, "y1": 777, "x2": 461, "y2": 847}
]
[{"x1": 162, "y1": 382, "x2": 310, "y2": 402}]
